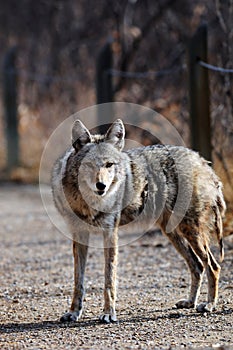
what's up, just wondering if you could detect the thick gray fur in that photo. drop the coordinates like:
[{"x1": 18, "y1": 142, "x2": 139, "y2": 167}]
[{"x1": 52, "y1": 119, "x2": 226, "y2": 323}]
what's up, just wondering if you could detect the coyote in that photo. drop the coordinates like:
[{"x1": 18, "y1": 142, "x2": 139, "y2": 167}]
[{"x1": 52, "y1": 119, "x2": 225, "y2": 323}]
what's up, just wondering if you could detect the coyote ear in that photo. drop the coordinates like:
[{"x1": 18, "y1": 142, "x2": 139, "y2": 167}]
[
  {"x1": 72, "y1": 120, "x2": 91, "y2": 151},
  {"x1": 105, "y1": 119, "x2": 125, "y2": 150}
]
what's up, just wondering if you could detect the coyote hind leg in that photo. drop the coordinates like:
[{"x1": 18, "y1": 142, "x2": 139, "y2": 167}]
[
  {"x1": 163, "y1": 229, "x2": 204, "y2": 309},
  {"x1": 179, "y1": 226, "x2": 221, "y2": 312},
  {"x1": 197, "y1": 247, "x2": 221, "y2": 312}
]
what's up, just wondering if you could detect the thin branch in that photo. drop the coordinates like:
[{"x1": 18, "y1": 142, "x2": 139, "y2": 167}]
[
  {"x1": 114, "y1": 0, "x2": 175, "y2": 92},
  {"x1": 215, "y1": 0, "x2": 227, "y2": 33}
]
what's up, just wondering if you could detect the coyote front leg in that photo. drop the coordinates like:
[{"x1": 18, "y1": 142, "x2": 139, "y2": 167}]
[
  {"x1": 100, "y1": 227, "x2": 118, "y2": 323},
  {"x1": 61, "y1": 240, "x2": 89, "y2": 322}
]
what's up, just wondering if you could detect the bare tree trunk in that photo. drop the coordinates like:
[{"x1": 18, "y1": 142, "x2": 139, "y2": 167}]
[{"x1": 212, "y1": 0, "x2": 233, "y2": 236}]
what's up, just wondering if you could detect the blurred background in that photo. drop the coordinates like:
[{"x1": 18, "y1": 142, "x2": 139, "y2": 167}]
[{"x1": 0, "y1": 0, "x2": 232, "y2": 233}]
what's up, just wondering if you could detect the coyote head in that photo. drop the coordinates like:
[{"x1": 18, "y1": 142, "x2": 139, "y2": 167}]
[{"x1": 72, "y1": 119, "x2": 127, "y2": 199}]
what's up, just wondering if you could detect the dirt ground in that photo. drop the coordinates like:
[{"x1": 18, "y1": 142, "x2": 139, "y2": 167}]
[{"x1": 0, "y1": 184, "x2": 232, "y2": 350}]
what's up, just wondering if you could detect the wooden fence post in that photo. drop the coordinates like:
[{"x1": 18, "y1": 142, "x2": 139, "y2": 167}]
[
  {"x1": 188, "y1": 23, "x2": 211, "y2": 161},
  {"x1": 96, "y1": 40, "x2": 113, "y2": 133},
  {"x1": 3, "y1": 46, "x2": 19, "y2": 171}
]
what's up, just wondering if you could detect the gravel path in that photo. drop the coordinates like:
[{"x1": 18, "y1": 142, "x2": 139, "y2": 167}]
[{"x1": 0, "y1": 185, "x2": 232, "y2": 349}]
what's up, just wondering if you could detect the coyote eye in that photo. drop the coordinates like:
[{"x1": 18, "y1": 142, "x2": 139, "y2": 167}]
[{"x1": 106, "y1": 162, "x2": 114, "y2": 168}]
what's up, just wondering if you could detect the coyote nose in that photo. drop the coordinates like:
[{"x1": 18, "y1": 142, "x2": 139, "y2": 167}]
[{"x1": 96, "y1": 182, "x2": 106, "y2": 191}]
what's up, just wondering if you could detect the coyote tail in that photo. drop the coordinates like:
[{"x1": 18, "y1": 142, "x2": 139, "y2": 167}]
[{"x1": 214, "y1": 191, "x2": 226, "y2": 262}]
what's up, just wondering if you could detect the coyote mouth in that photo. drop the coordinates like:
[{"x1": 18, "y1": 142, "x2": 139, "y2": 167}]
[{"x1": 95, "y1": 190, "x2": 105, "y2": 196}]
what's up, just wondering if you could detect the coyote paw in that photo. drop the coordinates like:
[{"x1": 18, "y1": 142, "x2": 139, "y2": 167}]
[
  {"x1": 175, "y1": 299, "x2": 195, "y2": 309},
  {"x1": 99, "y1": 313, "x2": 118, "y2": 324},
  {"x1": 196, "y1": 302, "x2": 216, "y2": 313},
  {"x1": 60, "y1": 310, "x2": 82, "y2": 322}
]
